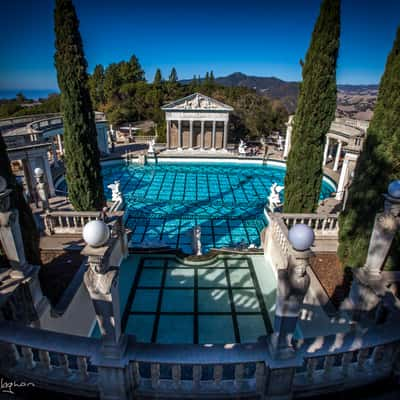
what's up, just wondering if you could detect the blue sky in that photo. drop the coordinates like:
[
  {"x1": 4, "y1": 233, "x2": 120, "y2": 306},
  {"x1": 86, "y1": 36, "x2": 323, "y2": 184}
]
[{"x1": 0, "y1": 0, "x2": 399, "y2": 90}]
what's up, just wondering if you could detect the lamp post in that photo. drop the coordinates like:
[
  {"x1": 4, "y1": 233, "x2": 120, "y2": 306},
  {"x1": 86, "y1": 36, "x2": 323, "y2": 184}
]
[
  {"x1": 34, "y1": 167, "x2": 49, "y2": 211},
  {"x1": 269, "y1": 224, "x2": 314, "y2": 359}
]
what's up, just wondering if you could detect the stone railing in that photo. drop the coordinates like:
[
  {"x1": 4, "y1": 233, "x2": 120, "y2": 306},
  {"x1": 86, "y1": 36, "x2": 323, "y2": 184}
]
[
  {"x1": 28, "y1": 112, "x2": 106, "y2": 134},
  {"x1": 43, "y1": 210, "x2": 124, "y2": 236},
  {"x1": 127, "y1": 341, "x2": 268, "y2": 398},
  {"x1": 0, "y1": 319, "x2": 399, "y2": 399},
  {"x1": 279, "y1": 213, "x2": 339, "y2": 238},
  {"x1": 293, "y1": 322, "x2": 400, "y2": 396},
  {"x1": 0, "y1": 113, "x2": 60, "y2": 133},
  {"x1": 334, "y1": 117, "x2": 370, "y2": 132},
  {"x1": 0, "y1": 321, "x2": 100, "y2": 397},
  {"x1": 44, "y1": 211, "x2": 102, "y2": 235}
]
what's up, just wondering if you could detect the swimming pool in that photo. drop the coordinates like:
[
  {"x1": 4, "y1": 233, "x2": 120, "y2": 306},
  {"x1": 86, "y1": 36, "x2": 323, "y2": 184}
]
[{"x1": 100, "y1": 161, "x2": 335, "y2": 253}]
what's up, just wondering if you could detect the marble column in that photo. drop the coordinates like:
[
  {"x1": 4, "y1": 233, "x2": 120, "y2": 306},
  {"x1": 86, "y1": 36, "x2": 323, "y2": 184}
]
[
  {"x1": 189, "y1": 120, "x2": 193, "y2": 150},
  {"x1": 57, "y1": 134, "x2": 63, "y2": 155},
  {"x1": 178, "y1": 120, "x2": 182, "y2": 150},
  {"x1": 333, "y1": 140, "x2": 342, "y2": 171},
  {"x1": 211, "y1": 121, "x2": 216, "y2": 151},
  {"x1": 22, "y1": 158, "x2": 37, "y2": 206},
  {"x1": 42, "y1": 155, "x2": 56, "y2": 197},
  {"x1": 283, "y1": 115, "x2": 293, "y2": 159},
  {"x1": 166, "y1": 120, "x2": 170, "y2": 149},
  {"x1": 335, "y1": 155, "x2": 349, "y2": 201},
  {"x1": 223, "y1": 120, "x2": 228, "y2": 150},
  {"x1": 323, "y1": 137, "x2": 330, "y2": 166},
  {"x1": 200, "y1": 121, "x2": 205, "y2": 150}
]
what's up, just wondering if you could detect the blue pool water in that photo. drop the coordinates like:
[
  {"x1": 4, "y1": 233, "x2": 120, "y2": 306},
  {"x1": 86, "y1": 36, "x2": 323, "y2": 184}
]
[{"x1": 99, "y1": 161, "x2": 335, "y2": 253}]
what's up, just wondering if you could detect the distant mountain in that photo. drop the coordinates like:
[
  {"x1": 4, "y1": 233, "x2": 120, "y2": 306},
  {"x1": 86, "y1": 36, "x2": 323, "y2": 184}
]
[{"x1": 181, "y1": 72, "x2": 378, "y2": 118}]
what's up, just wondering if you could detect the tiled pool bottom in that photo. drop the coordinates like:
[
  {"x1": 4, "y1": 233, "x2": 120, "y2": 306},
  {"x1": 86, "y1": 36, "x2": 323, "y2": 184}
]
[
  {"x1": 100, "y1": 162, "x2": 335, "y2": 253},
  {"x1": 119, "y1": 255, "x2": 276, "y2": 344}
]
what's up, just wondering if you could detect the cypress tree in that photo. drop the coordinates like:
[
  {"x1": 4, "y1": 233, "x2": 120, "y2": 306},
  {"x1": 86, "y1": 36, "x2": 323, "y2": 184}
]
[
  {"x1": 0, "y1": 134, "x2": 41, "y2": 265},
  {"x1": 169, "y1": 67, "x2": 178, "y2": 83},
  {"x1": 283, "y1": 0, "x2": 340, "y2": 213},
  {"x1": 54, "y1": 0, "x2": 104, "y2": 211},
  {"x1": 338, "y1": 27, "x2": 400, "y2": 268},
  {"x1": 153, "y1": 68, "x2": 163, "y2": 85}
]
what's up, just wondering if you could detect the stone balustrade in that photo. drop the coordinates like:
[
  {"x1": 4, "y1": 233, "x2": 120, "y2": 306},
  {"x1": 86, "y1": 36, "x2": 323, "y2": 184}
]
[
  {"x1": 0, "y1": 319, "x2": 398, "y2": 399},
  {"x1": 44, "y1": 211, "x2": 102, "y2": 235},
  {"x1": 279, "y1": 213, "x2": 339, "y2": 237},
  {"x1": 44, "y1": 210, "x2": 124, "y2": 236}
]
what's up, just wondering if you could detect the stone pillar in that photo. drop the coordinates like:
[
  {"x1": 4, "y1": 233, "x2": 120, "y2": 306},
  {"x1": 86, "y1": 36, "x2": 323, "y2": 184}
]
[
  {"x1": 283, "y1": 115, "x2": 293, "y2": 159},
  {"x1": 211, "y1": 121, "x2": 216, "y2": 151},
  {"x1": 335, "y1": 153, "x2": 349, "y2": 201},
  {"x1": 223, "y1": 120, "x2": 228, "y2": 150},
  {"x1": 200, "y1": 121, "x2": 205, "y2": 150},
  {"x1": 269, "y1": 249, "x2": 311, "y2": 359},
  {"x1": 57, "y1": 134, "x2": 63, "y2": 155},
  {"x1": 323, "y1": 137, "x2": 330, "y2": 166},
  {"x1": 178, "y1": 120, "x2": 182, "y2": 150},
  {"x1": 189, "y1": 120, "x2": 193, "y2": 150},
  {"x1": 166, "y1": 120, "x2": 170, "y2": 149},
  {"x1": 22, "y1": 158, "x2": 37, "y2": 205},
  {"x1": 51, "y1": 141, "x2": 59, "y2": 166},
  {"x1": 333, "y1": 140, "x2": 342, "y2": 171},
  {"x1": 42, "y1": 155, "x2": 56, "y2": 197},
  {"x1": 0, "y1": 177, "x2": 50, "y2": 322},
  {"x1": 363, "y1": 184, "x2": 400, "y2": 279}
]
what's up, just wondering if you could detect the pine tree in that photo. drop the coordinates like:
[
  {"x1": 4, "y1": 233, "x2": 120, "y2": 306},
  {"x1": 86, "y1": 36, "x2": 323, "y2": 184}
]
[
  {"x1": 169, "y1": 67, "x2": 178, "y2": 83},
  {"x1": 153, "y1": 68, "x2": 162, "y2": 85},
  {"x1": 283, "y1": 0, "x2": 340, "y2": 213},
  {"x1": 0, "y1": 134, "x2": 41, "y2": 265},
  {"x1": 54, "y1": 0, "x2": 104, "y2": 211},
  {"x1": 338, "y1": 27, "x2": 400, "y2": 269}
]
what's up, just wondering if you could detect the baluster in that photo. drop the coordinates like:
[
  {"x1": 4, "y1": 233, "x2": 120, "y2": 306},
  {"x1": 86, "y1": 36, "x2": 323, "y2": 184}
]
[
  {"x1": 234, "y1": 363, "x2": 245, "y2": 389},
  {"x1": 322, "y1": 218, "x2": 328, "y2": 231},
  {"x1": 58, "y1": 216, "x2": 62, "y2": 227},
  {"x1": 132, "y1": 361, "x2": 141, "y2": 386},
  {"x1": 21, "y1": 346, "x2": 36, "y2": 369},
  {"x1": 356, "y1": 348, "x2": 369, "y2": 371},
  {"x1": 38, "y1": 350, "x2": 52, "y2": 372},
  {"x1": 323, "y1": 355, "x2": 335, "y2": 377},
  {"x1": 192, "y1": 365, "x2": 202, "y2": 391},
  {"x1": 80, "y1": 216, "x2": 85, "y2": 226},
  {"x1": 255, "y1": 362, "x2": 265, "y2": 393},
  {"x1": 341, "y1": 352, "x2": 353, "y2": 377},
  {"x1": 300, "y1": 218, "x2": 304, "y2": 224},
  {"x1": 307, "y1": 219, "x2": 312, "y2": 227},
  {"x1": 213, "y1": 364, "x2": 223, "y2": 388},
  {"x1": 306, "y1": 358, "x2": 318, "y2": 382},
  {"x1": 371, "y1": 345, "x2": 384, "y2": 365},
  {"x1": 172, "y1": 364, "x2": 181, "y2": 390},
  {"x1": 66, "y1": 216, "x2": 71, "y2": 228},
  {"x1": 329, "y1": 218, "x2": 335, "y2": 230},
  {"x1": 72, "y1": 216, "x2": 78, "y2": 228},
  {"x1": 58, "y1": 353, "x2": 70, "y2": 376},
  {"x1": 151, "y1": 363, "x2": 160, "y2": 389},
  {"x1": 77, "y1": 356, "x2": 89, "y2": 380}
]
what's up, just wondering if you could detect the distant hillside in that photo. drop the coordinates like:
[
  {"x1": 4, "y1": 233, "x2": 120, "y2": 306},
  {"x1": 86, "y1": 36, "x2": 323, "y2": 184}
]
[{"x1": 181, "y1": 72, "x2": 378, "y2": 119}]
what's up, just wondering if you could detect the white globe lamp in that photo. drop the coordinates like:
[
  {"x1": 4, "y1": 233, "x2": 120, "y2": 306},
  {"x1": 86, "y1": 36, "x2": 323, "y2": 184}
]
[
  {"x1": 83, "y1": 220, "x2": 110, "y2": 248},
  {"x1": 34, "y1": 167, "x2": 44, "y2": 178},
  {"x1": 288, "y1": 224, "x2": 314, "y2": 251},
  {"x1": 388, "y1": 180, "x2": 400, "y2": 199}
]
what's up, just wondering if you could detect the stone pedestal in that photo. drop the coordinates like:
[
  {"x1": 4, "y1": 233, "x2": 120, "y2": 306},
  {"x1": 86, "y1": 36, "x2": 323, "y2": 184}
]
[{"x1": 269, "y1": 249, "x2": 311, "y2": 359}]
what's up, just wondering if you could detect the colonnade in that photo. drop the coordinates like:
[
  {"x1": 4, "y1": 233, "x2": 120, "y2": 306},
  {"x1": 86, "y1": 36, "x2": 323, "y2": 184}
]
[{"x1": 166, "y1": 119, "x2": 228, "y2": 151}]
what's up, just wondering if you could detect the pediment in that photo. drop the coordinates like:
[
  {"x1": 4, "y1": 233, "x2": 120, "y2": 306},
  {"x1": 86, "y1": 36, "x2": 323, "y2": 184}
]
[{"x1": 161, "y1": 93, "x2": 233, "y2": 112}]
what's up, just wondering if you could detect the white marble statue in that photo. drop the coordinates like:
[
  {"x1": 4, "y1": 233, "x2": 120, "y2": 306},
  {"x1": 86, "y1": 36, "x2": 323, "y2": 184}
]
[
  {"x1": 148, "y1": 139, "x2": 155, "y2": 154},
  {"x1": 192, "y1": 225, "x2": 202, "y2": 256},
  {"x1": 268, "y1": 182, "x2": 284, "y2": 212},
  {"x1": 238, "y1": 139, "x2": 247, "y2": 155},
  {"x1": 108, "y1": 181, "x2": 123, "y2": 203}
]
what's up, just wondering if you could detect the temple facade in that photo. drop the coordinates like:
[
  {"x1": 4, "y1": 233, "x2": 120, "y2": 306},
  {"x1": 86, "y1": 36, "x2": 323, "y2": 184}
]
[{"x1": 161, "y1": 93, "x2": 233, "y2": 151}]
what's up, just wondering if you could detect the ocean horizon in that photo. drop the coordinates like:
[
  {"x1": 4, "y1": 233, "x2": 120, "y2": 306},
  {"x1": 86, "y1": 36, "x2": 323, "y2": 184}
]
[{"x1": 0, "y1": 89, "x2": 59, "y2": 100}]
